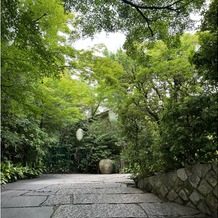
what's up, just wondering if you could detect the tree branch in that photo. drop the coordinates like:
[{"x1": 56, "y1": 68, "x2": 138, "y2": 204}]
[
  {"x1": 133, "y1": 100, "x2": 160, "y2": 123},
  {"x1": 33, "y1": 12, "x2": 49, "y2": 23},
  {"x1": 152, "y1": 85, "x2": 162, "y2": 100},
  {"x1": 135, "y1": 7, "x2": 154, "y2": 36},
  {"x1": 91, "y1": 102, "x2": 101, "y2": 117},
  {"x1": 121, "y1": 0, "x2": 185, "y2": 11},
  {"x1": 121, "y1": 0, "x2": 194, "y2": 36}
]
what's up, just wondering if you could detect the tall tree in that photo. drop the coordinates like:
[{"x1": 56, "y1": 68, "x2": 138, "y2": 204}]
[
  {"x1": 75, "y1": 33, "x2": 217, "y2": 175},
  {"x1": 192, "y1": 0, "x2": 218, "y2": 84},
  {"x1": 38, "y1": 73, "x2": 94, "y2": 131},
  {"x1": 1, "y1": 0, "x2": 76, "y2": 115},
  {"x1": 1, "y1": 0, "x2": 77, "y2": 167}
]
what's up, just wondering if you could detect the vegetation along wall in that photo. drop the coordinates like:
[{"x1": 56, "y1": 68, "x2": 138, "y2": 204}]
[{"x1": 137, "y1": 163, "x2": 217, "y2": 217}]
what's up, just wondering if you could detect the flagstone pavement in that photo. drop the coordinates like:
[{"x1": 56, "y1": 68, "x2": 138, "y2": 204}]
[{"x1": 1, "y1": 174, "x2": 209, "y2": 218}]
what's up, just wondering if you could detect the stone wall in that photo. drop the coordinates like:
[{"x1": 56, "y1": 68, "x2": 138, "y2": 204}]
[{"x1": 137, "y1": 163, "x2": 218, "y2": 217}]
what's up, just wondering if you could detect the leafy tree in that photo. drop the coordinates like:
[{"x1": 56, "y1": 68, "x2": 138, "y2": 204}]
[
  {"x1": 65, "y1": 0, "x2": 204, "y2": 45},
  {"x1": 1, "y1": 114, "x2": 50, "y2": 167},
  {"x1": 71, "y1": 48, "x2": 126, "y2": 115},
  {"x1": 192, "y1": 0, "x2": 218, "y2": 83},
  {"x1": 38, "y1": 74, "x2": 93, "y2": 130},
  {"x1": 1, "y1": 0, "x2": 74, "y2": 81},
  {"x1": 1, "y1": 0, "x2": 75, "y2": 119},
  {"x1": 162, "y1": 0, "x2": 218, "y2": 168},
  {"x1": 161, "y1": 93, "x2": 217, "y2": 169},
  {"x1": 75, "y1": 33, "x2": 217, "y2": 176},
  {"x1": 1, "y1": 0, "x2": 78, "y2": 171},
  {"x1": 117, "y1": 35, "x2": 201, "y2": 174}
]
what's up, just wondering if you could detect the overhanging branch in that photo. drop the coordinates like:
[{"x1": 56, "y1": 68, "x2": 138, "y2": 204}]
[
  {"x1": 121, "y1": 0, "x2": 186, "y2": 11},
  {"x1": 121, "y1": 0, "x2": 194, "y2": 36},
  {"x1": 33, "y1": 12, "x2": 49, "y2": 23},
  {"x1": 135, "y1": 7, "x2": 154, "y2": 36}
]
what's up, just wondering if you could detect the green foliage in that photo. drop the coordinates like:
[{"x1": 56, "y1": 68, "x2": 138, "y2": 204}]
[
  {"x1": 120, "y1": 33, "x2": 217, "y2": 176},
  {"x1": 1, "y1": 114, "x2": 50, "y2": 166},
  {"x1": 44, "y1": 146, "x2": 72, "y2": 173},
  {"x1": 163, "y1": 0, "x2": 218, "y2": 169},
  {"x1": 2, "y1": 0, "x2": 74, "y2": 83},
  {"x1": 120, "y1": 105, "x2": 164, "y2": 177},
  {"x1": 161, "y1": 94, "x2": 218, "y2": 169},
  {"x1": 1, "y1": 0, "x2": 76, "y2": 119},
  {"x1": 38, "y1": 74, "x2": 93, "y2": 130},
  {"x1": 77, "y1": 33, "x2": 217, "y2": 178},
  {"x1": 0, "y1": 162, "x2": 43, "y2": 185},
  {"x1": 43, "y1": 116, "x2": 123, "y2": 174},
  {"x1": 192, "y1": 0, "x2": 218, "y2": 84},
  {"x1": 1, "y1": 0, "x2": 93, "y2": 181},
  {"x1": 78, "y1": 119, "x2": 122, "y2": 173},
  {"x1": 43, "y1": 126, "x2": 74, "y2": 173},
  {"x1": 66, "y1": 0, "x2": 204, "y2": 42}
]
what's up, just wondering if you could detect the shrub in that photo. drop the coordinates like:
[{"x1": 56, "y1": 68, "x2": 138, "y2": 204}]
[{"x1": 0, "y1": 162, "x2": 43, "y2": 185}]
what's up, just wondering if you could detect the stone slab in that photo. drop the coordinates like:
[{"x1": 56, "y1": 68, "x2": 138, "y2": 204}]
[
  {"x1": 205, "y1": 170, "x2": 217, "y2": 187},
  {"x1": 140, "y1": 202, "x2": 203, "y2": 216},
  {"x1": 58, "y1": 182, "x2": 126, "y2": 188},
  {"x1": 35, "y1": 173, "x2": 132, "y2": 185},
  {"x1": 42, "y1": 194, "x2": 71, "y2": 206},
  {"x1": 38, "y1": 185, "x2": 61, "y2": 193},
  {"x1": 52, "y1": 204, "x2": 147, "y2": 218},
  {"x1": 56, "y1": 187, "x2": 144, "y2": 195},
  {"x1": 159, "y1": 185, "x2": 168, "y2": 198},
  {"x1": 177, "y1": 168, "x2": 188, "y2": 181},
  {"x1": 1, "y1": 190, "x2": 28, "y2": 197},
  {"x1": 1, "y1": 196, "x2": 47, "y2": 208},
  {"x1": 167, "y1": 189, "x2": 178, "y2": 201},
  {"x1": 190, "y1": 191, "x2": 204, "y2": 205},
  {"x1": 74, "y1": 193, "x2": 162, "y2": 204},
  {"x1": 1, "y1": 207, "x2": 53, "y2": 218},
  {"x1": 197, "y1": 180, "x2": 213, "y2": 196}
]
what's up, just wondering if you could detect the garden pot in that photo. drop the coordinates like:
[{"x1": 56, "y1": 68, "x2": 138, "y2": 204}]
[{"x1": 99, "y1": 159, "x2": 114, "y2": 174}]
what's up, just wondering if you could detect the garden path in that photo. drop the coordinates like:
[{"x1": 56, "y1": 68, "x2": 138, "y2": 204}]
[{"x1": 1, "y1": 174, "x2": 209, "y2": 218}]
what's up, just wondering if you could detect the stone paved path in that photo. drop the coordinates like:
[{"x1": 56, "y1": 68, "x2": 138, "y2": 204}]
[{"x1": 1, "y1": 174, "x2": 209, "y2": 218}]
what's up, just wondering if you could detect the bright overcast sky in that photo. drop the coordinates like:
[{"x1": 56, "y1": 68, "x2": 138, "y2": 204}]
[{"x1": 74, "y1": 31, "x2": 126, "y2": 53}]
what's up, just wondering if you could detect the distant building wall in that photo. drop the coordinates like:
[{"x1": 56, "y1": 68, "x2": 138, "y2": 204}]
[{"x1": 137, "y1": 163, "x2": 217, "y2": 217}]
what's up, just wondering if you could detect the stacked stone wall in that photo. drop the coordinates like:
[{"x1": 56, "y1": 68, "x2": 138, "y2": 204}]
[{"x1": 137, "y1": 163, "x2": 217, "y2": 217}]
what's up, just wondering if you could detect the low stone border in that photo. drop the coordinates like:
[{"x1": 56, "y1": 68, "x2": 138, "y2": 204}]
[{"x1": 137, "y1": 163, "x2": 217, "y2": 217}]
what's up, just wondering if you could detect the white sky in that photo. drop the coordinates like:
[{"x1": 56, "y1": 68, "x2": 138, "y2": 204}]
[{"x1": 74, "y1": 31, "x2": 126, "y2": 53}]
